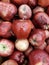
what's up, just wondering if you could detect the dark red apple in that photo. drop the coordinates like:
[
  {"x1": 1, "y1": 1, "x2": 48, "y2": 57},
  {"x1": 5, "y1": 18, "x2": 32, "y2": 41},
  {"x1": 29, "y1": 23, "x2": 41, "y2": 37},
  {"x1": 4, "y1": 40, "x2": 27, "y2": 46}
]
[
  {"x1": 0, "y1": 21, "x2": 12, "y2": 38},
  {"x1": 12, "y1": 19, "x2": 34, "y2": 39},
  {"x1": 38, "y1": 0, "x2": 49, "y2": 7},
  {"x1": 28, "y1": 0, "x2": 37, "y2": 6},
  {"x1": 12, "y1": 0, "x2": 28, "y2": 5},
  {"x1": 10, "y1": 51, "x2": 25, "y2": 64},
  {"x1": 29, "y1": 29, "x2": 46, "y2": 47},
  {"x1": 0, "y1": 39, "x2": 14, "y2": 57},
  {"x1": 18, "y1": 4, "x2": 32, "y2": 19},
  {"x1": 47, "y1": 7, "x2": 49, "y2": 16},
  {"x1": 1, "y1": 59, "x2": 18, "y2": 65},
  {"x1": 29, "y1": 50, "x2": 49, "y2": 65},
  {"x1": 45, "y1": 45, "x2": 49, "y2": 53},
  {"x1": 34, "y1": 12, "x2": 49, "y2": 30},
  {"x1": 0, "y1": 2, "x2": 17, "y2": 20}
]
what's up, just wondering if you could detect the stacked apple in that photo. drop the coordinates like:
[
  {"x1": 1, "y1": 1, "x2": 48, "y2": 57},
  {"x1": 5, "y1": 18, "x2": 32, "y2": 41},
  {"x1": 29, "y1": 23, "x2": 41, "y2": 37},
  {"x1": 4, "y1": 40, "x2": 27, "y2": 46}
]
[{"x1": 0, "y1": 0, "x2": 49, "y2": 65}]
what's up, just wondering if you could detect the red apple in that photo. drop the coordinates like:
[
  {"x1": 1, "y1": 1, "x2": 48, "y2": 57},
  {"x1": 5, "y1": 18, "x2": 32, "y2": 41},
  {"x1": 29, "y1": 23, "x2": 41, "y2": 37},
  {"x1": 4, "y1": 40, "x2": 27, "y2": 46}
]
[
  {"x1": 12, "y1": 19, "x2": 34, "y2": 39},
  {"x1": 15, "y1": 39, "x2": 29, "y2": 52},
  {"x1": 29, "y1": 50, "x2": 49, "y2": 65},
  {"x1": 0, "y1": 21, "x2": 12, "y2": 38},
  {"x1": 12, "y1": 0, "x2": 28, "y2": 5},
  {"x1": 0, "y1": 2, "x2": 17, "y2": 20},
  {"x1": 1, "y1": 59, "x2": 18, "y2": 65},
  {"x1": 33, "y1": 6, "x2": 44, "y2": 14},
  {"x1": 10, "y1": 51, "x2": 25, "y2": 64},
  {"x1": 0, "y1": 39, "x2": 14, "y2": 57},
  {"x1": 38, "y1": 0, "x2": 49, "y2": 7},
  {"x1": 1, "y1": 0, "x2": 10, "y2": 3},
  {"x1": 35, "y1": 42, "x2": 47, "y2": 50},
  {"x1": 34, "y1": 12, "x2": 49, "y2": 30},
  {"x1": 18, "y1": 4, "x2": 32, "y2": 19},
  {"x1": 28, "y1": 0, "x2": 37, "y2": 6},
  {"x1": 45, "y1": 45, "x2": 49, "y2": 53},
  {"x1": 47, "y1": 7, "x2": 49, "y2": 16},
  {"x1": 29, "y1": 29, "x2": 46, "y2": 47}
]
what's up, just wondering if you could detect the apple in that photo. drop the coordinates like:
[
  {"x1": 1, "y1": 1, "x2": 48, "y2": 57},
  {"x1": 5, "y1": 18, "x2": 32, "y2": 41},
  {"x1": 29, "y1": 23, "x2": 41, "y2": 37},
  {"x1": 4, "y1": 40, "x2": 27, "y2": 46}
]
[
  {"x1": 38, "y1": 0, "x2": 49, "y2": 7},
  {"x1": 1, "y1": 0, "x2": 10, "y2": 3},
  {"x1": 29, "y1": 50, "x2": 49, "y2": 65},
  {"x1": 45, "y1": 45, "x2": 49, "y2": 53},
  {"x1": 0, "y1": 39, "x2": 14, "y2": 57},
  {"x1": 15, "y1": 39, "x2": 29, "y2": 52},
  {"x1": 0, "y1": 2, "x2": 17, "y2": 20},
  {"x1": 1, "y1": 59, "x2": 18, "y2": 65},
  {"x1": 34, "y1": 12, "x2": 49, "y2": 30},
  {"x1": 0, "y1": 21, "x2": 12, "y2": 38},
  {"x1": 12, "y1": 0, "x2": 28, "y2": 5},
  {"x1": 33, "y1": 6, "x2": 44, "y2": 14},
  {"x1": 35, "y1": 42, "x2": 47, "y2": 50},
  {"x1": 12, "y1": 19, "x2": 34, "y2": 39},
  {"x1": 29, "y1": 29, "x2": 46, "y2": 47},
  {"x1": 28, "y1": 0, "x2": 37, "y2": 6},
  {"x1": 10, "y1": 51, "x2": 25, "y2": 64},
  {"x1": 18, "y1": 4, "x2": 32, "y2": 19},
  {"x1": 47, "y1": 7, "x2": 49, "y2": 16}
]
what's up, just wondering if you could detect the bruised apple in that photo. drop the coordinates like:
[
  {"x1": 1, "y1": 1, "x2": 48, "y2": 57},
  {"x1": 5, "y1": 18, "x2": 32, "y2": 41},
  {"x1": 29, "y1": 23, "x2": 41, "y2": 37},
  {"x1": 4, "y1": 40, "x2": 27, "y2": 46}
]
[
  {"x1": 34, "y1": 12, "x2": 49, "y2": 30},
  {"x1": 0, "y1": 2, "x2": 17, "y2": 20},
  {"x1": 15, "y1": 39, "x2": 29, "y2": 52},
  {"x1": 29, "y1": 50, "x2": 49, "y2": 65},
  {"x1": 29, "y1": 29, "x2": 46, "y2": 47},
  {"x1": 18, "y1": 4, "x2": 32, "y2": 19},
  {"x1": 0, "y1": 39, "x2": 14, "y2": 57},
  {"x1": 0, "y1": 21, "x2": 12, "y2": 38},
  {"x1": 12, "y1": 19, "x2": 34, "y2": 39},
  {"x1": 12, "y1": 0, "x2": 28, "y2": 5},
  {"x1": 10, "y1": 51, "x2": 25, "y2": 64},
  {"x1": 1, "y1": 59, "x2": 18, "y2": 65}
]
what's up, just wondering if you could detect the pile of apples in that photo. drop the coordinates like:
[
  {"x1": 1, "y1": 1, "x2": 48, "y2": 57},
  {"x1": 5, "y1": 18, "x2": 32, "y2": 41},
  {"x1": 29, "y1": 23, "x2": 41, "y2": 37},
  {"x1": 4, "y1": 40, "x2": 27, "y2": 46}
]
[{"x1": 0, "y1": 0, "x2": 49, "y2": 65}]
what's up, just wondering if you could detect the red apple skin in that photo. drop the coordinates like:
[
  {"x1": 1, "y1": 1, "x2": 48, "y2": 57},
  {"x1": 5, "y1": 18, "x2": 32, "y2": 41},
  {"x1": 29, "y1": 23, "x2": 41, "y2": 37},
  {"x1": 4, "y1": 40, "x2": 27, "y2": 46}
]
[
  {"x1": 34, "y1": 12, "x2": 49, "y2": 30},
  {"x1": 18, "y1": 4, "x2": 32, "y2": 19},
  {"x1": 29, "y1": 29, "x2": 46, "y2": 47},
  {"x1": 45, "y1": 45, "x2": 49, "y2": 53},
  {"x1": 35, "y1": 42, "x2": 47, "y2": 50},
  {"x1": 0, "y1": 2, "x2": 17, "y2": 21},
  {"x1": 12, "y1": 0, "x2": 28, "y2": 5},
  {"x1": 47, "y1": 7, "x2": 49, "y2": 16},
  {"x1": 29, "y1": 50, "x2": 49, "y2": 65},
  {"x1": 10, "y1": 51, "x2": 25, "y2": 64},
  {"x1": 0, "y1": 21, "x2": 12, "y2": 38},
  {"x1": 38, "y1": 0, "x2": 49, "y2": 7},
  {"x1": 0, "y1": 39, "x2": 14, "y2": 57},
  {"x1": 28, "y1": 0, "x2": 37, "y2": 6},
  {"x1": 12, "y1": 19, "x2": 34, "y2": 39},
  {"x1": 1, "y1": 0, "x2": 10, "y2": 3},
  {"x1": 1, "y1": 59, "x2": 18, "y2": 65}
]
